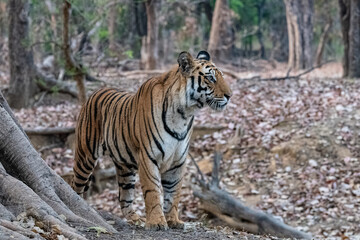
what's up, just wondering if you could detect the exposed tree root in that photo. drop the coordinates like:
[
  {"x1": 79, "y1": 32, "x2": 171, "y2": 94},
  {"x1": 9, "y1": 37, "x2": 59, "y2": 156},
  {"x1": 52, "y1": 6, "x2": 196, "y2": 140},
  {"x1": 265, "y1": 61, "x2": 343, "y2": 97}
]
[
  {"x1": 0, "y1": 219, "x2": 42, "y2": 239},
  {"x1": 0, "y1": 225, "x2": 34, "y2": 240},
  {"x1": 191, "y1": 152, "x2": 311, "y2": 239},
  {"x1": 0, "y1": 91, "x2": 117, "y2": 239}
]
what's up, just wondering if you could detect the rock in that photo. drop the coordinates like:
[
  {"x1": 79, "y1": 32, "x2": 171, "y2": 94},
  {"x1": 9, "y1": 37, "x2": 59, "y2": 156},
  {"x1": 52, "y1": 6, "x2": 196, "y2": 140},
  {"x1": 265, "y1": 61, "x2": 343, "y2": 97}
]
[{"x1": 309, "y1": 159, "x2": 318, "y2": 167}]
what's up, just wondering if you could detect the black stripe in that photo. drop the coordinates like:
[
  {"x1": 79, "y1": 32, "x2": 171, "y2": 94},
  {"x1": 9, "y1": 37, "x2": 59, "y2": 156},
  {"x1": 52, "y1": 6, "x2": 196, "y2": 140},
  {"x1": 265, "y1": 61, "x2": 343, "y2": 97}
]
[
  {"x1": 165, "y1": 160, "x2": 185, "y2": 173},
  {"x1": 118, "y1": 183, "x2": 135, "y2": 190},
  {"x1": 177, "y1": 108, "x2": 186, "y2": 120},
  {"x1": 122, "y1": 97, "x2": 137, "y2": 165},
  {"x1": 162, "y1": 89, "x2": 194, "y2": 141},
  {"x1": 76, "y1": 160, "x2": 92, "y2": 173},
  {"x1": 143, "y1": 108, "x2": 156, "y2": 157},
  {"x1": 139, "y1": 151, "x2": 160, "y2": 186},
  {"x1": 119, "y1": 200, "x2": 133, "y2": 204},
  {"x1": 74, "y1": 181, "x2": 86, "y2": 188},
  {"x1": 150, "y1": 87, "x2": 164, "y2": 143},
  {"x1": 74, "y1": 168, "x2": 88, "y2": 181},
  {"x1": 149, "y1": 123, "x2": 165, "y2": 159},
  {"x1": 144, "y1": 189, "x2": 157, "y2": 199},
  {"x1": 119, "y1": 172, "x2": 136, "y2": 177},
  {"x1": 165, "y1": 143, "x2": 189, "y2": 173},
  {"x1": 161, "y1": 177, "x2": 182, "y2": 189},
  {"x1": 197, "y1": 76, "x2": 207, "y2": 92},
  {"x1": 112, "y1": 95, "x2": 131, "y2": 164}
]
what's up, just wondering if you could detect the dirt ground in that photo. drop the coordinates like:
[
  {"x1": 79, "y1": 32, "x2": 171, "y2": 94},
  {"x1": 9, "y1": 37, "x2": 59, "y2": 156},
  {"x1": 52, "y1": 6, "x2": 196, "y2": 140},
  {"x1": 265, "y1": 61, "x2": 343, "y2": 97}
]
[{"x1": 5, "y1": 60, "x2": 360, "y2": 239}]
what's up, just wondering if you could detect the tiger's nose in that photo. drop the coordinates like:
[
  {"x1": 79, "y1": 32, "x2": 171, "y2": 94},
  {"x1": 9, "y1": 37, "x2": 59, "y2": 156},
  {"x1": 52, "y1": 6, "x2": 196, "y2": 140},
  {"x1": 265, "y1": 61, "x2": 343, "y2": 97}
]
[{"x1": 224, "y1": 94, "x2": 231, "y2": 101}]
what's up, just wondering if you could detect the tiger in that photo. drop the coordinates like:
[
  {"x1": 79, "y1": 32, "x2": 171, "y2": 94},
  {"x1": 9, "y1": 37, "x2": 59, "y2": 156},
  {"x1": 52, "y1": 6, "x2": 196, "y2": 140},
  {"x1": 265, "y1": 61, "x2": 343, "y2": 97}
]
[{"x1": 72, "y1": 50, "x2": 232, "y2": 230}]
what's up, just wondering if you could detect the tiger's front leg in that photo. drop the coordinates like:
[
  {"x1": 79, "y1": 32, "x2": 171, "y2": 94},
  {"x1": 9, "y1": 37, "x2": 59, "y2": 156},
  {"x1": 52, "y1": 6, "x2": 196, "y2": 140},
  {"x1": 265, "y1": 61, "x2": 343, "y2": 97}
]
[{"x1": 138, "y1": 152, "x2": 168, "y2": 230}]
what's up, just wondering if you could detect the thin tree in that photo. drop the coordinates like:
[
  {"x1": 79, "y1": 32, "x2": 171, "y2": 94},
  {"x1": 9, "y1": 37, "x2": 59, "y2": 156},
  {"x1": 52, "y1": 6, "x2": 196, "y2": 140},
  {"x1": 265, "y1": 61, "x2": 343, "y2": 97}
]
[
  {"x1": 208, "y1": 0, "x2": 234, "y2": 61},
  {"x1": 108, "y1": 2, "x2": 118, "y2": 53},
  {"x1": 63, "y1": 0, "x2": 87, "y2": 104},
  {"x1": 339, "y1": 0, "x2": 360, "y2": 78},
  {"x1": 140, "y1": 0, "x2": 160, "y2": 70},
  {"x1": 284, "y1": 0, "x2": 314, "y2": 70}
]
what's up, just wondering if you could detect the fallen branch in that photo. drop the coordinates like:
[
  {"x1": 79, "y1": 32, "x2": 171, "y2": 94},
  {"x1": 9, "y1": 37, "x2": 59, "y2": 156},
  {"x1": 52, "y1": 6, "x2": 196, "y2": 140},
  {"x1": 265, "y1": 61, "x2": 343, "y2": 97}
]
[
  {"x1": 191, "y1": 152, "x2": 311, "y2": 239},
  {"x1": 25, "y1": 127, "x2": 75, "y2": 136},
  {"x1": 34, "y1": 68, "x2": 78, "y2": 98},
  {"x1": 24, "y1": 125, "x2": 224, "y2": 137}
]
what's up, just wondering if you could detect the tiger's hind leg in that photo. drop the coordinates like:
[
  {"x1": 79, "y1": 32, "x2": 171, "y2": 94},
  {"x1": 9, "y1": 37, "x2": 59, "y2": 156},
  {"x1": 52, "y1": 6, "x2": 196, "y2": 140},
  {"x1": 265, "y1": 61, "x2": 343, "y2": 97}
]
[
  {"x1": 114, "y1": 162, "x2": 142, "y2": 223},
  {"x1": 72, "y1": 149, "x2": 97, "y2": 195},
  {"x1": 161, "y1": 166, "x2": 185, "y2": 229}
]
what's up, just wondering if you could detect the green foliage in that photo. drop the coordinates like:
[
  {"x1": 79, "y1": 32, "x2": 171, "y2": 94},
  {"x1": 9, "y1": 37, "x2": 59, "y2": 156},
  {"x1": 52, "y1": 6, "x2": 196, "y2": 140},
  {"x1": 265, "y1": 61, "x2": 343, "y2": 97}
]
[
  {"x1": 87, "y1": 226, "x2": 108, "y2": 237},
  {"x1": 50, "y1": 85, "x2": 60, "y2": 94},
  {"x1": 124, "y1": 50, "x2": 134, "y2": 59},
  {"x1": 35, "y1": 78, "x2": 46, "y2": 88},
  {"x1": 98, "y1": 29, "x2": 109, "y2": 40}
]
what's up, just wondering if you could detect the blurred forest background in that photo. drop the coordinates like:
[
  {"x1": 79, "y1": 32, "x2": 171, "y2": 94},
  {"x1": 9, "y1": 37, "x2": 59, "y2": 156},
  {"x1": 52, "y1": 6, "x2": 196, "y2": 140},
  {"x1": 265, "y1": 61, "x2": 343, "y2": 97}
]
[{"x1": 1, "y1": 0, "x2": 360, "y2": 239}]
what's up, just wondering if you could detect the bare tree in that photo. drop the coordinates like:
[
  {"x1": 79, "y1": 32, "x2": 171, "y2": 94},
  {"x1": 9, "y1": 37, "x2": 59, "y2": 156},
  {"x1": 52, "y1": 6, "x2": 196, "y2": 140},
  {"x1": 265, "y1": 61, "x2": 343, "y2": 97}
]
[
  {"x1": 256, "y1": 0, "x2": 266, "y2": 59},
  {"x1": 108, "y1": 2, "x2": 118, "y2": 53},
  {"x1": 140, "y1": 0, "x2": 160, "y2": 70},
  {"x1": 339, "y1": 0, "x2": 360, "y2": 77},
  {"x1": 315, "y1": 20, "x2": 332, "y2": 66},
  {"x1": 208, "y1": 0, "x2": 234, "y2": 61},
  {"x1": 7, "y1": 0, "x2": 39, "y2": 108},
  {"x1": 63, "y1": 0, "x2": 86, "y2": 104},
  {"x1": 284, "y1": 0, "x2": 314, "y2": 70}
]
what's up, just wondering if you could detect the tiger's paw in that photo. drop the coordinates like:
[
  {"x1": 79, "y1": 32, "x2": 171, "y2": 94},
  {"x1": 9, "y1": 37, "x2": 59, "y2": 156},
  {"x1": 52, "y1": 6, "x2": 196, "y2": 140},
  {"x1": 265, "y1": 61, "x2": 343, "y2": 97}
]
[
  {"x1": 145, "y1": 218, "x2": 168, "y2": 231},
  {"x1": 167, "y1": 219, "x2": 184, "y2": 229},
  {"x1": 125, "y1": 212, "x2": 145, "y2": 225}
]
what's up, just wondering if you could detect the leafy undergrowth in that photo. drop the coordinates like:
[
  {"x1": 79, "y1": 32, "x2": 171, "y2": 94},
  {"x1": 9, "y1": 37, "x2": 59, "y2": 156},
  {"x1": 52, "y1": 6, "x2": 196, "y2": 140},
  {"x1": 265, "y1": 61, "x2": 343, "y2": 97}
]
[{"x1": 12, "y1": 62, "x2": 360, "y2": 239}]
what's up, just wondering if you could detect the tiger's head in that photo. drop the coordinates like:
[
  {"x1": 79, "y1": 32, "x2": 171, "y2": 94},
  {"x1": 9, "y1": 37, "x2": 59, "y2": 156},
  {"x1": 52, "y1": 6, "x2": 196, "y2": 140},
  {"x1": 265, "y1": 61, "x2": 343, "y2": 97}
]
[{"x1": 178, "y1": 51, "x2": 232, "y2": 111}]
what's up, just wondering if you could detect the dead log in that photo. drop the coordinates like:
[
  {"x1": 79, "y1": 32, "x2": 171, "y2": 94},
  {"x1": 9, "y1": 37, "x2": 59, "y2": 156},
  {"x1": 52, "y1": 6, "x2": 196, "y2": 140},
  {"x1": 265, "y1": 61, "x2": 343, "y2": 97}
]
[
  {"x1": 24, "y1": 125, "x2": 225, "y2": 137},
  {"x1": 24, "y1": 127, "x2": 75, "y2": 136},
  {"x1": 191, "y1": 152, "x2": 311, "y2": 239}
]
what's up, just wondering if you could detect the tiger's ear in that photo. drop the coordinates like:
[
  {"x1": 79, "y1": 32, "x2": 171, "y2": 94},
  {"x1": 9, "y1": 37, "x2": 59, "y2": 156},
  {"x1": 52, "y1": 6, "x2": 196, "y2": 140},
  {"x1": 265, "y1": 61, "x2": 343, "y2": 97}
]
[
  {"x1": 177, "y1": 51, "x2": 194, "y2": 76},
  {"x1": 196, "y1": 50, "x2": 210, "y2": 61}
]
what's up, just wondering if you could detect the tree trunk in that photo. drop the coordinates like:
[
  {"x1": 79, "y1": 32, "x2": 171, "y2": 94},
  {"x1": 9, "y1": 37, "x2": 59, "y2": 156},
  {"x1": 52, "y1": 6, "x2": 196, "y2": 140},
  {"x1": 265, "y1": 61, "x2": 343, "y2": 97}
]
[
  {"x1": 140, "y1": 0, "x2": 159, "y2": 70},
  {"x1": 7, "y1": 0, "x2": 38, "y2": 109},
  {"x1": 45, "y1": 0, "x2": 60, "y2": 75},
  {"x1": 348, "y1": 0, "x2": 360, "y2": 77},
  {"x1": 315, "y1": 20, "x2": 332, "y2": 66},
  {"x1": 0, "y1": 91, "x2": 116, "y2": 239},
  {"x1": 339, "y1": 0, "x2": 360, "y2": 78},
  {"x1": 284, "y1": 0, "x2": 314, "y2": 70},
  {"x1": 339, "y1": 0, "x2": 350, "y2": 77},
  {"x1": 208, "y1": 0, "x2": 234, "y2": 61},
  {"x1": 63, "y1": 0, "x2": 86, "y2": 104},
  {"x1": 256, "y1": 0, "x2": 266, "y2": 59},
  {"x1": 108, "y1": 3, "x2": 118, "y2": 53}
]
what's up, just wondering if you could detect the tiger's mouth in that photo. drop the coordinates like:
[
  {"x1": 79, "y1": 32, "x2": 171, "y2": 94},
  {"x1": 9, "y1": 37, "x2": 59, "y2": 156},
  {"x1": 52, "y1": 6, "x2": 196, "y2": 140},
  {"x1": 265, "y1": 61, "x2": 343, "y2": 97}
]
[{"x1": 206, "y1": 98, "x2": 228, "y2": 111}]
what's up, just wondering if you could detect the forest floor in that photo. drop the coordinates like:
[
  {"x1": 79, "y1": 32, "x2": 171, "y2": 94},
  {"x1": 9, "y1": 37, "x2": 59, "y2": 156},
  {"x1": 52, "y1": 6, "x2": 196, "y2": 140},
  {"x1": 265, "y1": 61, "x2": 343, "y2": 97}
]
[{"x1": 3, "y1": 60, "x2": 360, "y2": 239}]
